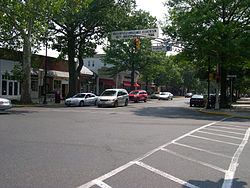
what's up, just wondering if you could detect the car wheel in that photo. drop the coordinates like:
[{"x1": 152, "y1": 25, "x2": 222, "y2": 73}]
[
  {"x1": 125, "y1": 99, "x2": 128, "y2": 106},
  {"x1": 114, "y1": 100, "x2": 118, "y2": 107},
  {"x1": 190, "y1": 104, "x2": 192, "y2": 107},
  {"x1": 79, "y1": 101, "x2": 84, "y2": 107},
  {"x1": 136, "y1": 98, "x2": 139, "y2": 103},
  {"x1": 98, "y1": 104, "x2": 102, "y2": 108},
  {"x1": 144, "y1": 99, "x2": 147, "y2": 102}
]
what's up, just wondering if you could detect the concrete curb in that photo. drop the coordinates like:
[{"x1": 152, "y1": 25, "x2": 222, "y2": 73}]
[
  {"x1": 13, "y1": 103, "x2": 64, "y2": 108},
  {"x1": 200, "y1": 109, "x2": 250, "y2": 119}
]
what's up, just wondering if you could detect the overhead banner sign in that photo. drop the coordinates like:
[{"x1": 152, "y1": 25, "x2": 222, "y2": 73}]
[
  {"x1": 111, "y1": 28, "x2": 159, "y2": 40},
  {"x1": 152, "y1": 45, "x2": 172, "y2": 52}
]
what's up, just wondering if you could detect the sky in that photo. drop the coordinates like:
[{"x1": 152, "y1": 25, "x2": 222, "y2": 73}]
[
  {"x1": 136, "y1": 0, "x2": 167, "y2": 23},
  {"x1": 39, "y1": 0, "x2": 167, "y2": 57}
]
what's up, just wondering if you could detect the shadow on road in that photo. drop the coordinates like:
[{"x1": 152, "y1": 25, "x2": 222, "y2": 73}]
[
  {"x1": 0, "y1": 109, "x2": 37, "y2": 115},
  {"x1": 184, "y1": 178, "x2": 247, "y2": 188},
  {"x1": 131, "y1": 106, "x2": 250, "y2": 122}
]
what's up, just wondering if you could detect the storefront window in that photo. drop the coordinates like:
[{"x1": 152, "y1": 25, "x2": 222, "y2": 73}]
[
  {"x1": 2, "y1": 80, "x2": 7, "y2": 95},
  {"x1": 54, "y1": 80, "x2": 61, "y2": 91},
  {"x1": 9, "y1": 82, "x2": 13, "y2": 95},
  {"x1": 14, "y1": 82, "x2": 18, "y2": 95},
  {"x1": 31, "y1": 76, "x2": 38, "y2": 91}
]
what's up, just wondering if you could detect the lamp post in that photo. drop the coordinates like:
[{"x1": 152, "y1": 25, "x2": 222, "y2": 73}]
[{"x1": 43, "y1": 39, "x2": 47, "y2": 104}]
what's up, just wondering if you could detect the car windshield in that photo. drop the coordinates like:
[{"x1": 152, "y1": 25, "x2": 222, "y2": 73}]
[
  {"x1": 73, "y1": 94, "x2": 85, "y2": 98},
  {"x1": 161, "y1": 92, "x2": 169, "y2": 95},
  {"x1": 153, "y1": 92, "x2": 159, "y2": 94},
  {"x1": 101, "y1": 91, "x2": 117, "y2": 96},
  {"x1": 129, "y1": 91, "x2": 139, "y2": 94},
  {"x1": 192, "y1": 95, "x2": 203, "y2": 98}
]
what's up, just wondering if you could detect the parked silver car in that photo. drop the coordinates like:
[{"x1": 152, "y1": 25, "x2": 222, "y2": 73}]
[
  {"x1": 97, "y1": 89, "x2": 129, "y2": 107},
  {"x1": 158, "y1": 92, "x2": 173, "y2": 100},
  {"x1": 0, "y1": 98, "x2": 12, "y2": 110},
  {"x1": 151, "y1": 91, "x2": 161, "y2": 99},
  {"x1": 65, "y1": 93, "x2": 98, "y2": 107}
]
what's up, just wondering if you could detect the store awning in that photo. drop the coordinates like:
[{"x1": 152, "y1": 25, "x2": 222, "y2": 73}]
[
  {"x1": 47, "y1": 70, "x2": 69, "y2": 78},
  {"x1": 80, "y1": 66, "x2": 93, "y2": 75},
  {"x1": 100, "y1": 78, "x2": 116, "y2": 86},
  {"x1": 123, "y1": 81, "x2": 140, "y2": 87}
]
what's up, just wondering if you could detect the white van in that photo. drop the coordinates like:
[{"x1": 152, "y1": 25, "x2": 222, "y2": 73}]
[{"x1": 97, "y1": 89, "x2": 129, "y2": 107}]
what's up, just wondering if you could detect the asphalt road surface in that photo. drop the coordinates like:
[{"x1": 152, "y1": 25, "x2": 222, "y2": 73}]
[{"x1": 0, "y1": 98, "x2": 249, "y2": 188}]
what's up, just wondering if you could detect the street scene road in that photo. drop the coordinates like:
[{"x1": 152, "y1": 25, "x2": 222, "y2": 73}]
[{"x1": 0, "y1": 98, "x2": 249, "y2": 188}]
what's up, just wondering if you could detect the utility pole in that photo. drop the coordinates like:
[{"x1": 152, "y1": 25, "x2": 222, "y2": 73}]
[
  {"x1": 43, "y1": 39, "x2": 48, "y2": 104},
  {"x1": 215, "y1": 63, "x2": 220, "y2": 110},
  {"x1": 130, "y1": 39, "x2": 140, "y2": 91},
  {"x1": 206, "y1": 56, "x2": 211, "y2": 109}
]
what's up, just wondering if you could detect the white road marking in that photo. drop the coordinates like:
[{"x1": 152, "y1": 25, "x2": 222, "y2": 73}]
[
  {"x1": 189, "y1": 135, "x2": 239, "y2": 146},
  {"x1": 77, "y1": 162, "x2": 134, "y2": 188},
  {"x1": 197, "y1": 130, "x2": 243, "y2": 140},
  {"x1": 222, "y1": 127, "x2": 250, "y2": 188},
  {"x1": 135, "y1": 161, "x2": 199, "y2": 188},
  {"x1": 204, "y1": 127, "x2": 245, "y2": 136},
  {"x1": 216, "y1": 123, "x2": 249, "y2": 128},
  {"x1": 211, "y1": 126, "x2": 246, "y2": 131},
  {"x1": 173, "y1": 142, "x2": 232, "y2": 159},
  {"x1": 134, "y1": 119, "x2": 228, "y2": 162},
  {"x1": 161, "y1": 148, "x2": 227, "y2": 173},
  {"x1": 93, "y1": 180, "x2": 112, "y2": 188},
  {"x1": 77, "y1": 118, "x2": 229, "y2": 188}
]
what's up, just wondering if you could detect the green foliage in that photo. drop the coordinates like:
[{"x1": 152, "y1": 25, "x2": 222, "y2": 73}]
[
  {"x1": 164, "y1": 0, "x2": 250, "y2": 106},
  {"x1": 10, "y1": 63, "x2": 26, "y2": 83},
  {"x1": 103, "y1": 9, "x2": 158, "y2": 86},
  {"x1": 0, "y1": 0, "x2": 51, "y2": 103},
  {"x1": 48, "y1": 0, "x2": 136, "y2": 96},
  {"x1": 0, "y1": 0, "x2": 50, "y2": 50}
]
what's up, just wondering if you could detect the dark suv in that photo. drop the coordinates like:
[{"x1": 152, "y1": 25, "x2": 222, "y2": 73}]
[{"x1": 129, "y1": 90, "x2": 148, "y2": 102}]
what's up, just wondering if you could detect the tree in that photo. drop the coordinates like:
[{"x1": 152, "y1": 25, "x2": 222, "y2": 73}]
[
  {"x1": 50, "y1": 0, "x2": 136, "y2": 97},
  {"x1": 164, "y1": 0, "x2": 250, "y2": 108},
  {"x1": 138, "y1": 51, "x2": 166, "y2": 93},
  {"x1": 103, "y1": 9, "x2": 158, "y2": 91},
  {"x1": 0, "y1": 0, "x2": 49, "y2": 104}
]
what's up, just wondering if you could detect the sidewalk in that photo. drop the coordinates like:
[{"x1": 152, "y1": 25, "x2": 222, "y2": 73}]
[
  {"x1": 13, "y1": 100, "x2": 65, "y2": 108},
  {"x1": 201, "y1": 97, "x2": 250, "y2": 118}
]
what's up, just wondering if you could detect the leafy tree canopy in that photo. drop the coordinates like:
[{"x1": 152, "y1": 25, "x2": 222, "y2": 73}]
[{"x1": 163, "y1": 0, "x2": 250, "y2": 107}]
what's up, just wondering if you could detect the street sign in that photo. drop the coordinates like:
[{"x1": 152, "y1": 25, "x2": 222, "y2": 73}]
[
  {"x1": 152, "y1": 45, "x2": 172, "y2": 52},
  {"x1": 111, "y1": 28, "x2": 159, "y2": 40},
  {"x1": 227, "y1": 75, "x2": 237, "y2": 78}
]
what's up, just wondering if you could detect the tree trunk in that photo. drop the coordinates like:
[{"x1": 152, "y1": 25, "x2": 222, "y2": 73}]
[
  {"x1": 67, "y1": 33, "x2": 77, "y2": 97},
  {"x1": 145, "y1": 77, "x2": 149, "y2": 94},
  {"x1": 20, "y1": 36, "x2": 32, "y2": 104}
]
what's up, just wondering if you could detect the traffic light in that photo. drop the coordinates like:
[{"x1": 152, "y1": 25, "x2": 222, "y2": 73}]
[
  {"x1": 209, "y1": 73, "x2": 213, "y2": 81},
  {"x1": 135, "y1": 39, "x2": 140, "y2": 51}
]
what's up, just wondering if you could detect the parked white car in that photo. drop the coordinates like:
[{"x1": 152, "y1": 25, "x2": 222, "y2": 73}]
[
  {"x1": 0, "y1": 98, "x2": 12, "y2": 110},
  {"x1": 151, "y1": 92, "x2": 161, "y2": 99},
  {"x1": 97, "y1": 89, "x2": 129, "y2": 107},
  {"x1": 65, "y1": 93, "x2": 98, "y2": 107},
  {"x1": 158, "y1": 92, "x2": 173, "y2": 100}
]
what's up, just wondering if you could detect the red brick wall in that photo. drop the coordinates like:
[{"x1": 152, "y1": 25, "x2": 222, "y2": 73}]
[{"x1": 38, "y1": 56, "x2": 68, "y2": 72}]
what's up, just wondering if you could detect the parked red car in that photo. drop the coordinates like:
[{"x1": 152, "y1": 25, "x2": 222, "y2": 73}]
[{"x1": 129, "y1": 90, "x2": 148, "y2": 102}]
